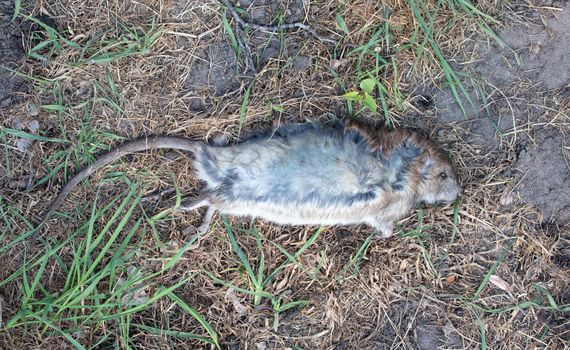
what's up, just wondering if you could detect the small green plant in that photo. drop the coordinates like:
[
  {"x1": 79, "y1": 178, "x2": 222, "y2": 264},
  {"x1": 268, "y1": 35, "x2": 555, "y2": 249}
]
[
  {"x1": 267, "y1": 99, "x2": 285, "y2": 116},
  {"x1": 271, "y1": 297, "x2": 310, "y2": 331},
  {"x1": 447, "y1": 239, "x2": 569, "y2": 349},
  {"x1": 343, "y1": 78, "x2": 378, "y2": 113},
  {"x1": 269, "y1": 226, "x2": 323, "y2": 279},
  {"x1": 82, "y1": 21, "x2": 162, "y2": 65},
  {"x1": 23, "y1": 16, "x2": 81, "y2": 63},
  {"x1": 20, "y1": 14, "x2": 160, "y2": 66},
  {"x1": 223, "y1": 218, "x2": 269, "y2": 306},
  {"x1": 338, "y1": 232, "x2": 375, "y2": 280},
  {"x1": 0, "y1": 68, "x2": 126, "y2": 190}
]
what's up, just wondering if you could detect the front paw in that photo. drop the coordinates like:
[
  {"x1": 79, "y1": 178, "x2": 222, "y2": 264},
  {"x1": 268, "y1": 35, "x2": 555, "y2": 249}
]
[{"x1": 373, "y1": 222, "x2": 394, "y2": 239}]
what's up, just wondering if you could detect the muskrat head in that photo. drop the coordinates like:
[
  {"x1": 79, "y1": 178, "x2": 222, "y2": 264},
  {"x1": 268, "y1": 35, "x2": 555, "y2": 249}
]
[{"x1": 416, "y1": 152, "x2": 462, "y2": 205}]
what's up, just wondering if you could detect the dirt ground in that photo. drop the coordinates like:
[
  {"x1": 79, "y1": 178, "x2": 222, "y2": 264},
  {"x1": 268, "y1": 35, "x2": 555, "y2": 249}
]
[
  {"x1": 0, "y1": 0, "x2": 27, "y2": 108},
  {"x1": 0, "y1": 0, "x2": 569, "y2": 349}
]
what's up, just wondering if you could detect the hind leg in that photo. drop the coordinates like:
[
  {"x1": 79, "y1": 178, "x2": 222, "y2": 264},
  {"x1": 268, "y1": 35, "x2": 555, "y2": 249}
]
[
  {"x1": 178, "y1": 196, "x2": 210, "y2": 212},
  {"x1": 195, "y1": 206, "x2": 215, "y2": 234},
  {"x1": 177, "y1": 196, "x2": 216, "y2": 235}
]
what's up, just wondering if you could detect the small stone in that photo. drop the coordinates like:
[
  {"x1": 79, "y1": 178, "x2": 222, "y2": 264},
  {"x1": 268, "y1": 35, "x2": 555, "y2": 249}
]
[
  {"x1": 28, "y1": 119, "x2": 39, "y2": 133},
  {"x1": 27, "y1": 104, "x2": 39, "y2": 116},
  {"x1": 16, "y1": 138, "x2": 30, "y2": 152}
]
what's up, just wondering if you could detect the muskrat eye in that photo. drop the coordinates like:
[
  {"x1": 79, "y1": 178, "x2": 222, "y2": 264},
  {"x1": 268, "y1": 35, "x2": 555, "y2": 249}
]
[{"x1": 440, "y1": 172, "x2": 448, "y2": 179}]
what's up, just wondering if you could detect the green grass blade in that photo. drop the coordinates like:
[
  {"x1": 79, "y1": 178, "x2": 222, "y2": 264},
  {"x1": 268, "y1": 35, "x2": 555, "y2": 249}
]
[
  {"x1": 276, "y1": 300, "x2": 310, "y2": 313},
  {"x1": 31, "y1": 314, "x2": 86, "y2": 349},
  {"x1": 11, "y1": 0, "x2": 21, "y2": 21},
  {"x1": 238, "y1": 85, "x2": 251, "y2": 137},
  {"x1": 264, "y1": 226, "x2": 323, "y2": 285},
  {"x1": 409, "y1": 0, "x2": 474, "y2": 115},
  {"x1": 221, "y1": 11, "x2": 239, "y2": 58},
  {"x1": 335, "y1": 13, "x2": 349, "y2": 34},
  {"x1": 473, "y1": 240, "x2": 514, "y2": 299},
  {"x1": 532, "y1": 285, "x2": 560, "y2": 310},
  {"x1": 478, "y1": 316, "x2": 486, "y2": 350},
  {"x1": 165, "y1": 290, "x2": 220, "y2": 349},
  {"x1": 450, "y1": 197, "x2": 461, "y2": 245},
  {"x1": 0, "y1": 128, "x2": 69, "y2": 143},
  {"x1": 222, "y1": 216, "x2": 258, "y2": 285},
  {"x1": 340, "y1": 232, "x2": 375, "y2": 276},
  {"x1": 203, "y1": 269, "x2": 272, "y2": 299}
]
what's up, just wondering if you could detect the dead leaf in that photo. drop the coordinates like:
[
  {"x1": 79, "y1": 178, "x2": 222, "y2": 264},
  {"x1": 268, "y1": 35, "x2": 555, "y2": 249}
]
[
  {"x1": 330, "y1": 58, "x2": 349, "y2": 70},
  {"x1": 225, "y1": 289, "x2": 248, "y2": 318},
  {"x1": 489, "y1": 274, "x2": 514, "y2": 294}
]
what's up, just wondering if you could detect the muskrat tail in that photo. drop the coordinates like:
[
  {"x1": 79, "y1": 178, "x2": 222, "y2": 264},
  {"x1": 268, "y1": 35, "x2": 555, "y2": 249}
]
[{"x1": 30, "y1": 136, "x2": 201, "y2": 241}]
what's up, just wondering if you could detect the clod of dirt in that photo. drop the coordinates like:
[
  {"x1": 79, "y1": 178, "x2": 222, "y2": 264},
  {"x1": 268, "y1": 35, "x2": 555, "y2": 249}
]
[
  {"x1": 290, "y1": 55, "x2": 311, "y2": 71},
  {"x1": 415, "y1": 323, "x2": 462, "y2": 350},
  {"x1": 240, "y1": 0, "x2": 306, "y2": 24},
  {"x1": 514, "y1": 132, "x2": 570, "y2": 224},
  {"x1": 0, "y1": 0, "x2": 27, "y2": 108},
  {"x1": 183, "y1": 42, "x2": 240, "y2": 96},
  {"x1": 471, "y1": 40, "x2": 520, "y2": 87},
  {"x1": 500, "y1": 4, "x2": 570, "y2": 90},
  {"x1": 256, "y1": 37, "x2": 281, "y2": 67}
]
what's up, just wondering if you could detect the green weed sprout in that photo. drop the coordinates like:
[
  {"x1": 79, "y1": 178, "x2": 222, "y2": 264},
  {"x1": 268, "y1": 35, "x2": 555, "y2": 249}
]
[{"x1": 343, "y1": 78, "x2": 378, "y2": 113}]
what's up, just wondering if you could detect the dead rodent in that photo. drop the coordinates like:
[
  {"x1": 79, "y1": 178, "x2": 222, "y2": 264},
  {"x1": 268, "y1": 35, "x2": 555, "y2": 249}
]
[{"x1": 34, "y1": 120, "x2": 462, "y2": 239}]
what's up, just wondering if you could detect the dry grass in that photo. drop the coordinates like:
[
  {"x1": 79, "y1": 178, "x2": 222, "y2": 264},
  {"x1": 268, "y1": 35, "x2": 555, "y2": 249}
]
[{"x1": 0, "y1": 0, "x2": 568, "y2": 349}]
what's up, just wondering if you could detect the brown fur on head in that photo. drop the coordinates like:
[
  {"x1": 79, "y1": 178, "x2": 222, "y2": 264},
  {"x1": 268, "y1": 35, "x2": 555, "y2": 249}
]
[
  {"x1": 344, "y1": 119, "x2": 462, "y2": 205},
  {"x1": 415, "y1": 148, "x2": 462, "y2": 204}
]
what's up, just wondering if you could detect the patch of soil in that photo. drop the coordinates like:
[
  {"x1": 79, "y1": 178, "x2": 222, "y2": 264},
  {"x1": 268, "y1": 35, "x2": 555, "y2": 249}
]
[
  {"x1": 177, "y1": 0, "x2": 314, "y2": 109},
  {"x1": 0, "y1": 0, "x2": 27, "y2": 108},
  {"x1": 515, "y1": 132, "x2": 570, "y2": 223},
  {"x1": 501, "y1": 5, "x2": 570, "y2": 90},
  {"x1": 240, "y1": 0, "x2": 306, "y2": 23},
  {"x1": 374, "y1": 300, "x2": 463, "y2": 349},
  {"x1": 183, "y1": 41, "x2": 240, "y2": 98},
  {"x1": 426, "y1": 3, "x2": 570, "y2": 225}
]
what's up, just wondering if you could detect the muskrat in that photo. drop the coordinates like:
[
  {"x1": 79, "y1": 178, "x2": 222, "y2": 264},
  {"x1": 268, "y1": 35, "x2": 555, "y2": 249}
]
[{"x1": 34, "y1": 120, "x2": 462, "y2": 238}]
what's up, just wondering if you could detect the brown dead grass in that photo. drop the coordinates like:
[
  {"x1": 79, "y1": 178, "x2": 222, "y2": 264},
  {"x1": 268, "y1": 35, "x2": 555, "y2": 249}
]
[{"x1": 0, "y1": 0, "x2": 568, "y2": 349}]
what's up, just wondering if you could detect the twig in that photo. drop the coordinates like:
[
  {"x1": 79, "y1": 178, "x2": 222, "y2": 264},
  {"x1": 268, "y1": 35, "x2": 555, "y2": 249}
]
[
  {"x1": 140, "y1": 187, "x2": 176, "y2": 203},
  {"x1": 26, "y1": 152, "x2": 34, "y2": 191},
  {"x1": 218, "y1": 0, "x2": 337, "y2": 74},
  {"x1": 220, "y1": 0, "x2": 337, "y2": 45},
  {"x1": 234, "y1": 24, "x2": 256, "y2": 75}
]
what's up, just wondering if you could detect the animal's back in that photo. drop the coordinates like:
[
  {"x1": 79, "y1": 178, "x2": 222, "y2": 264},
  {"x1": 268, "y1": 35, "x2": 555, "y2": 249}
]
[{"x1": 194, "y1": 124, "x2": 393, "y2": 209}]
